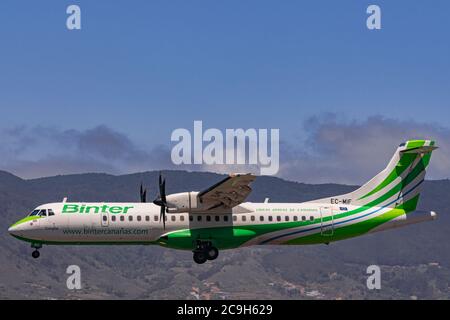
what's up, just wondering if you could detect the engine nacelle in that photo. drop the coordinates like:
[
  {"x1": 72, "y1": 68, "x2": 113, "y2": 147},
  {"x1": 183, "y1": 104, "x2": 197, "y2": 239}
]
[{"x1": 166, "y1": 192, "x2": 202, "y2": 213}]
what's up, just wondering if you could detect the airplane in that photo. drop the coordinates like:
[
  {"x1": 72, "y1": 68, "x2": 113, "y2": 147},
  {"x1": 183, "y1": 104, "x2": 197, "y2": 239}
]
[{"x1": 8, "y1": 139, "x2": 438, "y2": 264}]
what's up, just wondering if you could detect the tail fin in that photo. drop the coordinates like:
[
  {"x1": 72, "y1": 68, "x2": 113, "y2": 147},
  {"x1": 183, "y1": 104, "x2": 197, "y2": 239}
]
[{"x1": 315, "y1": 140, "x2": 437, "y2": 212}]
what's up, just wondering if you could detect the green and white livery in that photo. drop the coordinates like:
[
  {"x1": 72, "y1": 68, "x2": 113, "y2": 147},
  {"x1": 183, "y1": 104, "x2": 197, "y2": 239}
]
[{"x1": 8, "y1": 140, "x2": 438, "y2": 264}]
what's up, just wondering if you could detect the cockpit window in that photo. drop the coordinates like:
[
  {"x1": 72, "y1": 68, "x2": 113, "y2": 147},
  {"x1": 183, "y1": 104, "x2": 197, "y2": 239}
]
[
  {"x1": 39, "y1": 209, "x2": 47, "y2": 217},
  {"x1": 48, "y1": 209, "x2": 55, "y2": 216},
  {"x1": 29, "y1": 210, "x2": 40, "y2": 216}
]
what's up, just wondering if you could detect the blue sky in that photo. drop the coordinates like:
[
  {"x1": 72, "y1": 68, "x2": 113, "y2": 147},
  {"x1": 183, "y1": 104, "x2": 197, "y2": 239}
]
[{"x1": 0, "y1": 1, "x2": 449, "y2": 182}]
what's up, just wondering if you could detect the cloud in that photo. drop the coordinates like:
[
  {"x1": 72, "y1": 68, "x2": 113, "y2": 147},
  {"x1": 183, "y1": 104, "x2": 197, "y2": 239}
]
[
  {"x1": 277, "y1": 114, "x2": 450, "y2": 184},
  {"x1": 0, "y1": 125, "x2": 175, "y2": 179},
  {"x1": 1, "y1": 116, "x2": 449, "y2": 183}
]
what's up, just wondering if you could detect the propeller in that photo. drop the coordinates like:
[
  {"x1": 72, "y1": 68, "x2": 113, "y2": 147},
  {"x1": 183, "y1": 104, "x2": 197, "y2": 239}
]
[
  {"x1": 139, "y1": 183, "x2": 147, "y2": 203},
  {"x1": 153, "y1": 172, "x2": 167, "y2": 229}
]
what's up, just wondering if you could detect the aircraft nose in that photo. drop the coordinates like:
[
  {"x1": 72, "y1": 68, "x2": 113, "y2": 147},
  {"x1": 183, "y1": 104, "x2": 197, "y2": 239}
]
[
  {"x1": 8, "y1": 221, "x2": 26, "y2": 236},
  {"x1": 8, "y1": 224, "x2": 18, "y2": 235}
]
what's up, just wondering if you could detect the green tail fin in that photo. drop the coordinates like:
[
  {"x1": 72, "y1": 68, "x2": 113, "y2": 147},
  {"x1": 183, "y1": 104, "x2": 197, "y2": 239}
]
[{"x1": 314, "y1": 140, "x2": 437, "y2": 212}]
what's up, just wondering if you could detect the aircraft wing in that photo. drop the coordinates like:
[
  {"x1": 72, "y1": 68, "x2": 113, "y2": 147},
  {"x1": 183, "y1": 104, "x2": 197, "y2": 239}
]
[{"x1": 198, "y1": 173, "x2": 256, "y2": 211}]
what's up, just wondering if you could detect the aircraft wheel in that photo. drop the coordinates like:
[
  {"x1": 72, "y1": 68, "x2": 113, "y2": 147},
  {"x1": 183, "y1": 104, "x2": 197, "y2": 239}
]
[
  {"x1": 206, "y1": 247, "x2": 219, "y2": 260},
  {"x1": 193, "y1": 251, "x2": 207, "y2": 264},
  {"x1": 32, "y1": 250, "x2": 40, "y2": 259}
]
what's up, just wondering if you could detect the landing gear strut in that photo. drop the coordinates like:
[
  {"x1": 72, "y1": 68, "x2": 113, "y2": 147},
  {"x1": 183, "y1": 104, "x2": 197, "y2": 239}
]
[
  {"x1": 31, "y1": 243, "x2": 42, "y2": 259},
  {"x1": 193, "y1": 241, "x2": 219, "y2": 264}
]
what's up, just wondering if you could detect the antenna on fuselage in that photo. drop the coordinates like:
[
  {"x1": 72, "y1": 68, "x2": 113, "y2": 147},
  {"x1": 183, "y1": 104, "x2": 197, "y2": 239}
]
[
  {"x1": 62, "y1": 197, "x2": 68, "y2": 203},
  {"x1": 264, "y1": 198, "x2": 269, "y2": 203}
]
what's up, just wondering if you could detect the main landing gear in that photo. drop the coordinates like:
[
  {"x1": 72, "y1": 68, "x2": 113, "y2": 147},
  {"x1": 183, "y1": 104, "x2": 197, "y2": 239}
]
[
  {"x1": 193, "y1": 240, "x2": 219, "y2": 264},
  {"x1": 31, "y1": 243, "x2": 42, "y2": 259}
]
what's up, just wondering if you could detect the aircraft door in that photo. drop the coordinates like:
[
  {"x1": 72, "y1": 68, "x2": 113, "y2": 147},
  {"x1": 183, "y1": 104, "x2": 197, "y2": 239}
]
[{"x1": 320, "y1": 206, "x2": 334, "y2": 236}]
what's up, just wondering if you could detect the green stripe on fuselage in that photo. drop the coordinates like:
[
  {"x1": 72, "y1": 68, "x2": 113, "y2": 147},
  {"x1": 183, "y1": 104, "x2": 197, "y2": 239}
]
[
  {"x1": 11, "y1": 215, "x2": 42, "y2": 227},
  {"x1": 161, "y1": 219, "x2": 322, "y2": 250},
  {"x1": 161, "y1": 195, "x2": 419, "y2": 249},
  {"x1": 285, "y1": 195, "x2": 418, "y2": 245}
]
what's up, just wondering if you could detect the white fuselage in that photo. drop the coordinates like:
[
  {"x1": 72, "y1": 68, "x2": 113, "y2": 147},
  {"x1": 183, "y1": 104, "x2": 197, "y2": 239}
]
[
  {"x1": 11, "y1": 202, "x2": 329, "y2": 244},
  {"x1": 9, "y1": 201, "x2": 436, "y2": 247}
]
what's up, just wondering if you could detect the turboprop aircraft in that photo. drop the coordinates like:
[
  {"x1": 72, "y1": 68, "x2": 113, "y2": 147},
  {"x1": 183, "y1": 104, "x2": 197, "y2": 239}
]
[{"x1": 8, "y1": 140, "x2": 438, "y2": 264}]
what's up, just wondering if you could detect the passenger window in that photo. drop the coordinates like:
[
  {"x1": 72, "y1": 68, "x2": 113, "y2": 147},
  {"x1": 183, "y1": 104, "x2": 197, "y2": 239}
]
[
  {"x1": 180, "y1": 215, "x2": 185, "y2": 222},
  {"x1": 215, "y1": 215, "x2": 220, "y2": 222},
  {"x1": 129, "y1": 216, "x2": 133, "y2": 222},
  {"x1": 302, "y1": 216, "x2": 306, "y2": 221},
  {"x1": 197, "y1": 215, "x2": 202, "y2": 222},
  {"x1": 206, "y1": 215, "x2": 211, "y2": 222},
  {"x1": 111, "y1": 215, "x2": 116, "y2": 222},
  {"x1": 310, "y1": 216, "x2": 314, "y2": 221},
  {"x1": 285, "y1": 216, "x2": 289, "y2": 222},
  {"x1": 103, "y1": 215, "x2": 107, "y2": 222},
  {"x1": 242, "y1": 216, "x2": 247, "y2": 222},
  {"x1": 269, "y1": 216, "x2": 273, "y2": 222},
  {"x1": 260, "y1": 216, "x2": 264, "y2": 222},
  {"x1": 189, "y1": 215, "x2": 193, "y2": 222},
  {"x1": 120, "y1": 216, "x2": 124, "y2": 222},
  {"x1": 171, "y1": 215, "x2": 176, "y2": 222},
  {"x1": 39, "y1": 209, "x2": 47, "y2": 217},
  {"x1": 233, "y1": 216, "x2": 237, "y2": 222},
  {"x1": 277, "y1": 216, "x2": 281, "y2": 222},
  {"x1": 293, "y1": 216, "x2": 298, "y2": 222},
  {"x1": 154, "y1": 215, "x2": 159, "y2": 222},
  {"x1": 223, "y1": 215, "x2": 229, "y2": 222},
  {"x1": 137, "y1": 216, "x2": 142, "y2": 222},
  {"x1": 145, "y1": 216, "x2": 150, "y2": 222},
  {"x1": 251, "y1": 216, "x2": 255, "y2": 221},
  {"x1": 48, "y1": 209, "x2": 55, "y2": 216}
]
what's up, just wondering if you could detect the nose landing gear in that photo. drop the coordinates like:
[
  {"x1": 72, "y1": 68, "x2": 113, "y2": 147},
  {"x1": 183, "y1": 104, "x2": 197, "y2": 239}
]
[
  {"x1": 193, "y1": 240, "x2": 219, "y2": 264},
  {"x1": 31, "y1": 243, "x2": 42, "y2": 259}
]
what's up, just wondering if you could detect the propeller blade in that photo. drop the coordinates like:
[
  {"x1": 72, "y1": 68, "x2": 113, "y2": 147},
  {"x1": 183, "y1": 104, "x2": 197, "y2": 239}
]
[
  {"x1": 160, "y1": 206, "x2": 166, "y2": 229},
  {"x1": 154, "y1": 172, "x2": 167, "y2": 229},
  {"x1": 161, "y1": 178, "x2": 166, "y2": 203},
  {"x1": 140, "y1": 183, "x2": 147, "y2": 203}
]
